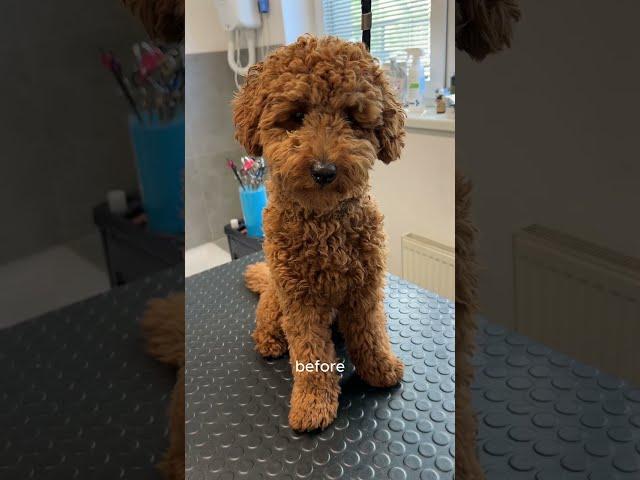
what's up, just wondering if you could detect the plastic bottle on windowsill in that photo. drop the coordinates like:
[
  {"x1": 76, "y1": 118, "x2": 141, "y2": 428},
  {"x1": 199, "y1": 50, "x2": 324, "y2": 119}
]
[{"x1": 406, "y1": 48, "x2": 426, "y2": 112}]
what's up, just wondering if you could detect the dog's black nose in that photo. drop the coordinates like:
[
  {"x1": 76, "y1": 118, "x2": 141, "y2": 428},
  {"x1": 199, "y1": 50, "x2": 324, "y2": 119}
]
[{"x1": 311, "y1": 162, "x2": 337, "y2": 185}]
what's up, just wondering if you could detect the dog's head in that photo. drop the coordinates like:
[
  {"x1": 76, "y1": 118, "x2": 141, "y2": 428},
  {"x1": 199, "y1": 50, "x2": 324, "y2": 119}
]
[{"x1": 233, "y1": 36, "x2": 405, "y2": 212}]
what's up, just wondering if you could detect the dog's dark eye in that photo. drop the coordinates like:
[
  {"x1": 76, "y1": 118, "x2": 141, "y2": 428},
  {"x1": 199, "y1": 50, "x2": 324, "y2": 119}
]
[
  {"x1": 345, "y1": 109, "x2": 359, "y2": 127},
  {"x1": 277, "y1": 111, "x2": 306, "y2": 131},
  {"x1": 289, "y1": 111, "x2": 306, "y2": 130}
]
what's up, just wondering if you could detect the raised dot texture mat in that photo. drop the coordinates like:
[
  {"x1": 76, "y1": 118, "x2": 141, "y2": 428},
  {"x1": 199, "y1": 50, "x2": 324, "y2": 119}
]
[
  {"x1": 472, "y1": 316, "x2": 640, "y2": 479},
  {"x1": 0, "y1": 267, "x2": 183, "y2": 479},
  {"x1": 185, "y1": 253, "x2": 455, "y2": 479}
]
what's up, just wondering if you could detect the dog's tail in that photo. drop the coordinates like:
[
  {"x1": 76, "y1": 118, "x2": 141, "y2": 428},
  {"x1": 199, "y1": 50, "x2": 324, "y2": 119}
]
[
  {"x1": 244, "y1": 262, "x2": 270, "y2": 294},
  {"x1": 140, "y1": 292, "x2": 185, "y2": 367}
]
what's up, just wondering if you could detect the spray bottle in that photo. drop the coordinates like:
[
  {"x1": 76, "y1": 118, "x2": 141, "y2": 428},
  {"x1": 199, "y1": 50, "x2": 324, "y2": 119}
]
[{"x1": 406, "y1": 48, "x2": 425, "y2": 111}]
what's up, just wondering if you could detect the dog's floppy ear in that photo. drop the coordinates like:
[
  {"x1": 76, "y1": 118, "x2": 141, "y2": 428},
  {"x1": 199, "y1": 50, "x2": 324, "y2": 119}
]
[
  {"x1": 232, "y1": 62, "x2": 265, "y2": 156},
  {"x1": 456, "y1": 0, "x2": 521, "y2": 61},
  {"x1": 375, "y1": 74, "x2": 406, "y2": 164}
]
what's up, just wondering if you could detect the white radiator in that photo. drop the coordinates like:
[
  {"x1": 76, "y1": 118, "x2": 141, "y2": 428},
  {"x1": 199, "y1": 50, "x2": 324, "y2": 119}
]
[
  {"x1": 514, "y1": 225, "x2": 640, "y2": 384},
  {"x1": 401, "y1": 233, "x2": 455, "y2": 301}
]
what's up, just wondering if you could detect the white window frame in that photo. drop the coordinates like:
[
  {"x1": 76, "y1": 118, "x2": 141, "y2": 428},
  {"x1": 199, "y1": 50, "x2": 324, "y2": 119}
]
[{"x1": 312, "y1": 0, "x2": 454, "y2": 92}]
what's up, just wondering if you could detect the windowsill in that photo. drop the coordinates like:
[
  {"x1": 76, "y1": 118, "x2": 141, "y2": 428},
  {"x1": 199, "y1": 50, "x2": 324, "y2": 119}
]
[{"x1": 405, "y1": 107, "x2": 455, "y2": 133}]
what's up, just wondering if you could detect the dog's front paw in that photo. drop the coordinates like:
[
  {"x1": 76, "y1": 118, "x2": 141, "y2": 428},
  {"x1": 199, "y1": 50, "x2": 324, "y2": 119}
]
[
  {"x1": 357, "y1": 354, "x2": 404, "y2": 388},
  {"x1": 254, "y1": 335, "x2": 287, "y2": 358},
  {"x1": 289, "y1": 384, "x2": 339, "y2": 432},
  {"x1": 252, "y1": 327, "x2": 287, "y2": 358}
]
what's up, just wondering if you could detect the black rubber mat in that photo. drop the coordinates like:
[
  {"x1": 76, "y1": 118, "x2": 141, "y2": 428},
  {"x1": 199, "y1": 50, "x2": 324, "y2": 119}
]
[
  {"x1": 472, "y1": 317, "x2": 640, "y2": 479},
  {"x1": 0, "y1": 266, "x2": 183, "y2": 479},
  {"x1": 185, "y1": 253, "x2": 455, "y2": 480}
]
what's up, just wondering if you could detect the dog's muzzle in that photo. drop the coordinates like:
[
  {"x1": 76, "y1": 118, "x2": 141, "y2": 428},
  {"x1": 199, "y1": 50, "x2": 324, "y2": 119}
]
[{"x1": 311, "y1": 162, "x2": 337, "y2": 186}]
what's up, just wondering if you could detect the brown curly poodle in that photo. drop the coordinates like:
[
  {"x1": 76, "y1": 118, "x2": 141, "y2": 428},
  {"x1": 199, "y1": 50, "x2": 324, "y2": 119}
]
[
  {"x1": 140, "y1": 293, "x2": 185, "y2": 480},
  {"x1": 456, "y1": 2, "x2": 520, "y2": 477},
  {"x1": 455, "y1": 172, "x2": 483, "y2": 479},
  {"x1": 233, "y1": 36, "x2": 406, "y2": 431}
]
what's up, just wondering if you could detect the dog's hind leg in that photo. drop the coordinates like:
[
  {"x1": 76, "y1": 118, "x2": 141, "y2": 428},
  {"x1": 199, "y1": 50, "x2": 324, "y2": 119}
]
[
  {"x1": 252, "y1": 285, "x2": 287, "y2": 358},
  {"x1": 245, "y1": 263, "x2": 287, "y2": 357}
]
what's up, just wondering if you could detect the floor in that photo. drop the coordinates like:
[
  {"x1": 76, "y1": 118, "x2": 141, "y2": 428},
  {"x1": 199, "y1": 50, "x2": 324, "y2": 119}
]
[
  {"x1": 0, "y1": 233, "x2": 110, "y2": 328},
  {"x1": 0, "y1": 233, "x2": 232, "y2": 328},
  {"x1": 185, "y1": 237, "x2": 231, "y2": 277}
]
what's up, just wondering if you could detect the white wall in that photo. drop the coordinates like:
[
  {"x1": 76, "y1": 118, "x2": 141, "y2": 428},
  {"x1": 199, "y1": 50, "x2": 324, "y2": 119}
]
[
  {"x1": 185, "y1": 0, "x2": 228, "y2": 53},
  {"x1": 457, "y1": 0, "x2": 640, "y2": 329},
  {"x1": 281, "y1": 0, "x2": 318, "y2": 44},
  {"x1": 186, "y1": 0, "x2": 295, "y2": 54},
  {"x1": 445, "y1": 0, "x2": 455, "y2": 86},
  {"x1": 371, "y1": 128, "x2": 455, "y2": 277}
]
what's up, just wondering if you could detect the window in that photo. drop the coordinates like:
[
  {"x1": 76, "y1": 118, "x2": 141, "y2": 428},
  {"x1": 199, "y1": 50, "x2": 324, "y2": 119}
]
[{"x1": 318, "y1": 0, "x2": 451, "y2": 89}]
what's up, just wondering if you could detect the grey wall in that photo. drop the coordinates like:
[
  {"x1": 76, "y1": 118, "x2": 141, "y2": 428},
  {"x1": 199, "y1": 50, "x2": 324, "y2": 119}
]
[
  {"x1": 0, "y1": 1, "x2": 147, "y2": 264},
  {"x1": 457, "y1": 0, "x2": 640, "y2": 329},
  {"x1": 185, "y1": 51, "x2": 244, "y2": 249}
]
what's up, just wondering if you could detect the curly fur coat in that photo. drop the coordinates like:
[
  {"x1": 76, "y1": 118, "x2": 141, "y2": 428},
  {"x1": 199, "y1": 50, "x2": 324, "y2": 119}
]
[
  {"x1": 455, "y1": 172, "x2": 483, "y2": 478},
  {"x1": 141, "y1": 293, "x2": 185, "y2": 480},
  {"x1": 456, "y1": 1, "x2": 520, "y2": 477},
  {"x1": 121, "y1": 0, "x2": 184, "y2": 42},
  {"x1": 233, "y1": 36, "x2": 406, "y2": 431},
  {"x1": 456, "y1": 0, "x2": 521, "y2": 61}
]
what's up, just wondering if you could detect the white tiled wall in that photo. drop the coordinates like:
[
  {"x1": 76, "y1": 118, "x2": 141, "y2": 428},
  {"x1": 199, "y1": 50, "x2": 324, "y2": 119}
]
[{"x1": 185, "y1": 51, "x2": 244, "y2": 249}]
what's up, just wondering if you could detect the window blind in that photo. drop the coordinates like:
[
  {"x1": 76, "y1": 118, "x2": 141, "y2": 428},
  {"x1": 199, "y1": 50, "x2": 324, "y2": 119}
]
[{"x1": 322, "y1": 0, "x2": 431, "y2": 78}]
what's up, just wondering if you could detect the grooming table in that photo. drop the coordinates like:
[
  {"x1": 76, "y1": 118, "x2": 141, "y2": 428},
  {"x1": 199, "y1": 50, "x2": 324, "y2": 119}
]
[
  {"x1": 0, "y1": 267, "x2": 183, "y2": 479},
  {"x1": 473, "y1": 317, "x2": 640, "y2": 479},
  {"x1": 185, "y1": 253, "x2": 456, "y2": 480}
]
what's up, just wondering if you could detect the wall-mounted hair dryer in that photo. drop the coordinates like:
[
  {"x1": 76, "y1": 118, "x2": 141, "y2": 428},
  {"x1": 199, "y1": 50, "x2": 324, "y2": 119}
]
[{"x1": 213, "y1": 0, "x2": 262, "y2": 77}]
